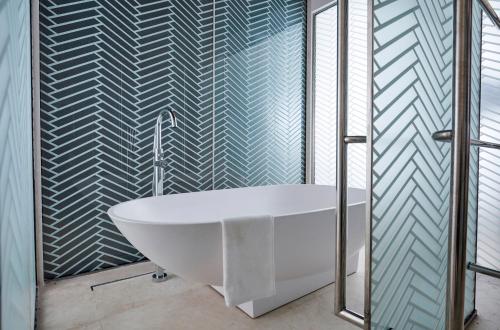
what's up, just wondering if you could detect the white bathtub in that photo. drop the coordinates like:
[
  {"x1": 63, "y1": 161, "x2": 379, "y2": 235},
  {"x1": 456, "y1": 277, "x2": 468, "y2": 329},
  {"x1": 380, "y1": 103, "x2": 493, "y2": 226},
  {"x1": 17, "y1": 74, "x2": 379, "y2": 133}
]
[{"x1": 108, "y1": 184, "x2": 365, "y2": 317}]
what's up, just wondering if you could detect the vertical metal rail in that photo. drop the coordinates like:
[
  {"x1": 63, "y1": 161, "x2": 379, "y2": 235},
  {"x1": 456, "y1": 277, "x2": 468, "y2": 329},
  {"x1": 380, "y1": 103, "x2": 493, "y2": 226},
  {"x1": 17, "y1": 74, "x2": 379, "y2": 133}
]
[
  {"x1": 334, "y1": 0, "x2": 349, "y2": 321},
  {"x1": 364, "y1": 0, "x2": 374, "y2": 327},
  {"x1": 334, "y1": 0, "x2": 364, "y2": 327},
  {"x1": 31, "y1": 0, "x2": 45, "y2": 288},
  {"x1": 334, "y1": 0, "x2": 348, "y2": 316},
  {"x1": 446, "y1": 0, "x2": 474, "y2": 328}
]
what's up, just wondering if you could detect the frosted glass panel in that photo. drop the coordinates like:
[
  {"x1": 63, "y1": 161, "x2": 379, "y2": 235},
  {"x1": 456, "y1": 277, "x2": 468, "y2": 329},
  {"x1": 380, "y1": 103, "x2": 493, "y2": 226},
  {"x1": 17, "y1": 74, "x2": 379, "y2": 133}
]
[
  {"x1": 347, "y1": 0, "x2": 368, "y2": 190},
  {"x1": 313, "y1": 1, "x2": 367, "y2": 189},
  {"x1": 0, "y1": 0, "x2": 36, "y2": 328},
  {"x1": 465, "y1": 0, "x2": 483, "y2": 318},
  {"x1": 313, "y1": 5, "x2": 337, "y2": 186},
  {"x1": 371, "y1": 0, "x2": 454, "y2": 328},
  {"x1": 478, "y1": 0, "x2": 500, "y2": 274}
]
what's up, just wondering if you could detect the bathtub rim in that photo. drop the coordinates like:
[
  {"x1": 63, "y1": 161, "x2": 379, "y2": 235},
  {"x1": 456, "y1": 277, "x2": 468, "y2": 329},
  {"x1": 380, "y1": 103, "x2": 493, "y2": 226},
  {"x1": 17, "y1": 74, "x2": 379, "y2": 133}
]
[{"x1": 108, "y1": 184, "x2": 366, "y2": 226}]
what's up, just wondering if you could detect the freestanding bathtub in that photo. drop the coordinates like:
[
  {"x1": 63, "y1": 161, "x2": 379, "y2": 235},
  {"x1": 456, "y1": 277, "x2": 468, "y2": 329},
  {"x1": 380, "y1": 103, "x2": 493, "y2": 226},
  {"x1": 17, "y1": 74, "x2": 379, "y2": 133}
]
[{"x1": 108, "y1": 184, "x2": 365, "y2": 317}]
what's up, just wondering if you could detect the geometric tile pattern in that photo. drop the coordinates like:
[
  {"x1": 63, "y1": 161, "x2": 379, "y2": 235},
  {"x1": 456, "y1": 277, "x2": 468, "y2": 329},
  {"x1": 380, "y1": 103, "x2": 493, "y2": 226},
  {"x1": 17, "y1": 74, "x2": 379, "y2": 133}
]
[
  {"x1": 213, "y1": 0, "x2": 306, "y2": 189},
  {"x1": 40, "y1": 0, "x2": 305, "y2": 279},
  {"x1": 0, "y1": 0, "x2": 36, "y2": 327},
  {"x1": 371, "y1": 0, "x2": 454, "y2": 328},
  {"x1": 478, "y1": 0, "x2": 500, "y2": 273}
]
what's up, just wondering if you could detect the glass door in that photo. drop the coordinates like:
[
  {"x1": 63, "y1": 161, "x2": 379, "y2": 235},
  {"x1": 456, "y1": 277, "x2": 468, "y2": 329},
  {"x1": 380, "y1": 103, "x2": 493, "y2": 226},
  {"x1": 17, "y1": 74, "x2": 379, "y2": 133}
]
[
  {"x1": 369, "y1": 0, "x2": 482, "y2": 328},
  {"x1": 368, "y1": 0, "x2": 482, "y2": 328},
  {"x1": 370, "y1": 0, "x2": 455, "y2": 325},
  {"x1": 334, "y1": 0, "x2": 487, "y2": 329}
]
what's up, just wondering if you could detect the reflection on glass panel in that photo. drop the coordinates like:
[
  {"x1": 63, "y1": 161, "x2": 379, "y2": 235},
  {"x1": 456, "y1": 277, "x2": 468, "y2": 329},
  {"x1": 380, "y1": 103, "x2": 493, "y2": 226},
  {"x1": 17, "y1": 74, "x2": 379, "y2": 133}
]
[
  {"x1": 313, "y1": 5, "x2": 337, "y2": 186},
  {"x1": 346, "y1": 142, "x2": 367, "y2": 314},
  {"x1": 347, "y1": 0, "x2": 368, "y2": 190},
  {"x1": 313, "y1": 2, "x2": 367, "y2": 189},
  {"x1": 465, "y1": 0, "x2": 483, "y2": 318},
  {"x1": 213, "y1": 0, "x2": 306, "y2": 189},
  {"x1": 313, "y1": 0, "x2": 369, "y2": 316},
  {"x1": 478, "y1": 0, "x2": 500, "y2": 274}
]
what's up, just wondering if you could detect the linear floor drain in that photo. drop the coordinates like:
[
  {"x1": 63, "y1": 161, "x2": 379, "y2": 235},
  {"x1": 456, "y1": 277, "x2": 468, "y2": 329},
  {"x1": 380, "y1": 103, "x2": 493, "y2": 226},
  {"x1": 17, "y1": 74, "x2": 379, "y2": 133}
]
[{"x1": 90, "y1": 271, "x2": 155, "y2": 291}]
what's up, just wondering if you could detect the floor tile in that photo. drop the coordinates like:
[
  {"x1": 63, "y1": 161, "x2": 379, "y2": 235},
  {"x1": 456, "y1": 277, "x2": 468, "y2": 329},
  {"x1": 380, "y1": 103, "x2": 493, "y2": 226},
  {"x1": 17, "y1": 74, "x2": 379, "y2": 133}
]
[{"x1": 38, "y1": 262, "x2": 500, "y2": 330}]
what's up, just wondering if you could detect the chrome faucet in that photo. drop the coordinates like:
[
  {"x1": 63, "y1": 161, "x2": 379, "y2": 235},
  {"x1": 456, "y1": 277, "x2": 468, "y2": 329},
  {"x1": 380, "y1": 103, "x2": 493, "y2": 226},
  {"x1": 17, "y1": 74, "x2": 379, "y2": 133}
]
[
  {"x1": 152, "y1": 110, "x2": 178, "y2": 196},
  {"x1": 151, "y1": 109, "x2": 178, "y2": 283}
]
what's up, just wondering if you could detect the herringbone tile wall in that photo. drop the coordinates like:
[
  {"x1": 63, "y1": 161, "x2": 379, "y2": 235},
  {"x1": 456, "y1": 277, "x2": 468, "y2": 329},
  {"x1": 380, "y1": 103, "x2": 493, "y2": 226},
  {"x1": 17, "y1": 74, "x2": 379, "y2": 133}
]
[
  {"x1": 0, "y1": 0, "x2": 36, "y2": 328},
  {"x1": 213, "y1": 0, "x2": 306, "y2": 188},
  {"x1": 40, "y1": 0, "x2": 305, "y2": 279}
]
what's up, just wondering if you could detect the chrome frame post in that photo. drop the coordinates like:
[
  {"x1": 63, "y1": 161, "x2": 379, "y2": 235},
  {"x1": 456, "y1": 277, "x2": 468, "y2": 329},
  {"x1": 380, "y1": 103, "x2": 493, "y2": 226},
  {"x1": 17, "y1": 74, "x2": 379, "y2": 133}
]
[
  {"x1": 433, "y1": 0, "x2": 500, "y2": 294},
  {"x1": 364, "y1": 0, "x2": 374, "y2": 327},
  {"x1": 334, "y1": 0, "x2": 364, "y2": 327},
  {"x1": 446, "y1": 0, "x2": 474, "y2": 328},
  {"x1": 31, "y1": 0, "x2": 45, "y2": 288},
  {"x1": 334, "y1": 0, "x2": 349, "y2": 317},
  {"x1": 305, "y1": 0, "x2": 314, "y2": 184}
]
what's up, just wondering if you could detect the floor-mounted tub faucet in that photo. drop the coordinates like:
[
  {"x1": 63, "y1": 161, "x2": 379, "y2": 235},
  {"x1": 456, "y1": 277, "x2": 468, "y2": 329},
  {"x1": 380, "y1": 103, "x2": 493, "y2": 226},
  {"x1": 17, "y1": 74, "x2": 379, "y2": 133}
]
[{"x1": 151, "y1": 109, "x2": 178, "y2": 282}]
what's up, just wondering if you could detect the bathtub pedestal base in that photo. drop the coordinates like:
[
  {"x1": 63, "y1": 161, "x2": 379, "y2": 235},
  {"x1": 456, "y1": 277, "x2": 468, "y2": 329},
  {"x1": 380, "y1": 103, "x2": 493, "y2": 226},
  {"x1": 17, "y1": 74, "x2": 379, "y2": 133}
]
[{"x1": 212, "y1": 251, "x2": 360, "y2": 318}]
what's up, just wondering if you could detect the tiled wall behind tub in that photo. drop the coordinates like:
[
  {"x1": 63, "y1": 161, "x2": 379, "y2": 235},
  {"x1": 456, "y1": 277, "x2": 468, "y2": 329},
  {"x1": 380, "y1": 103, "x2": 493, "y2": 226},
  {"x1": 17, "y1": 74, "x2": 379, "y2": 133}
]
[
  {"x1": 213, "y1": 0, "x2": 306, "y2": 188},
  {"x1": 40, "y1": 0, "x2": 306, "y2": 279}
]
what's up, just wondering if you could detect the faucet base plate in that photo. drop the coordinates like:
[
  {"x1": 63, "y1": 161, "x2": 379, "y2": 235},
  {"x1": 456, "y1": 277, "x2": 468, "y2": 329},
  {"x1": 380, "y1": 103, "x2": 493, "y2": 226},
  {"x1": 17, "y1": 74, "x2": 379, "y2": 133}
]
[{"x1": 152, "y1": 272, "x2": 168, "y2": 282}]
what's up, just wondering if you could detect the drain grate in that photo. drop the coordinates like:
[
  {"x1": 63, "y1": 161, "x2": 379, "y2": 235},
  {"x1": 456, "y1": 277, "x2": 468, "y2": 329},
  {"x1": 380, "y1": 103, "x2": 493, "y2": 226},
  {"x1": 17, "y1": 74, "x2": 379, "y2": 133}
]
[{"x1": 90, "y1": 271, "x2": 155, "y2": 291}]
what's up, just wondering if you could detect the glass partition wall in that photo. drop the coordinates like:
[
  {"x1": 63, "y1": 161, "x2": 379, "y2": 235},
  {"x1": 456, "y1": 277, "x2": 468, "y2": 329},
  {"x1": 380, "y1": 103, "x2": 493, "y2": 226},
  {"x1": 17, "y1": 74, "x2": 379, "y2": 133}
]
[
  {"x1": 311, "y1": 0, "x2": 369, "y2": 317},
  {"x1": 310, "y1": 0, "x2": 495, "y2": 329},
  {"x1": 369, "y1": 0, "x2": 483, "y2": 328},
  {"x1": 371, "y1": 0, "x2": 456, "y2": 327},
  {"x1": 477, "y1": 0, "x2": 500, "y2": 276},
  {"x1": 313, "y1": 4, "x2": 338, "y2": 186},
  {"x1": 0, "y1": 0, "x2": 36, "y2": 328},
  {"x1": 312, "y1": 0, "x2": 367, "y2": 190}
]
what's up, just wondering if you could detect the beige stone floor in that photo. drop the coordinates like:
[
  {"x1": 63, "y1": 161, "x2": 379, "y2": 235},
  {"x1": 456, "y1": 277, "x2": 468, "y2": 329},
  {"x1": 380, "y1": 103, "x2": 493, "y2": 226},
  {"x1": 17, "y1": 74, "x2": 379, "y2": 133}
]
[{"x1": 37, "y1": 262, "x2": 500, "y2": 330}]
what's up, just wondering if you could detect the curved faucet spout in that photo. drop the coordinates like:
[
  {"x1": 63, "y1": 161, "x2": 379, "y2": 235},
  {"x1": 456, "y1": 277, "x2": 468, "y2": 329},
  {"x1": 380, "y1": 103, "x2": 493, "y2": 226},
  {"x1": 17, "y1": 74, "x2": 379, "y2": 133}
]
[
  {"x1": 152, "y1": 109, "x2": 178, "y2": 195},
  {"x1": 166, "y1": 109, "x2": 178, "y2": 128},
  {"x1": 153, "y1": 110, "x2": 178, "y2": 154}
]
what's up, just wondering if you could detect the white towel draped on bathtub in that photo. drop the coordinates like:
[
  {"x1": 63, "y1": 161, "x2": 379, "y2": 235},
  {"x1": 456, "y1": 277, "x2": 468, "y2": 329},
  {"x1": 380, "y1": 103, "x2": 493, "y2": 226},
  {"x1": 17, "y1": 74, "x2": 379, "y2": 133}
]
[{"x1": 222, "y1": 215, "x2": 276, "y2": 307}]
